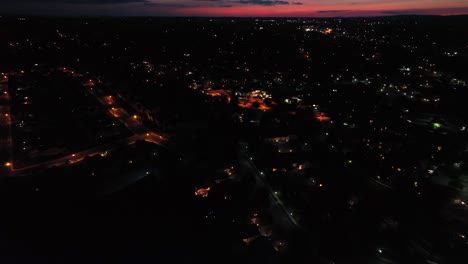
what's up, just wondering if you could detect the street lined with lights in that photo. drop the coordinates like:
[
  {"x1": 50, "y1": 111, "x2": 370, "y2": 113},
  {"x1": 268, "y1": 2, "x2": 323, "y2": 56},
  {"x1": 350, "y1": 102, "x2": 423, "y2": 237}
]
[{"x1": 1, "y1": 70, "x2": 167, "y2": 176}]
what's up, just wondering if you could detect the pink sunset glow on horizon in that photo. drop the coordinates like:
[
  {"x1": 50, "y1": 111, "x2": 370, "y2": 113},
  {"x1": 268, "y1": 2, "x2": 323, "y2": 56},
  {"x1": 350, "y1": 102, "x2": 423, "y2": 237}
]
[
  {"x1": 176, "y1": 0, "x2": 468, "y2": 17},
  {"x1": 1, "y1": 0, "x2": 468, "y2": 16},
  {"x1": 178, "y1": 6, "x2": 468, "y2": 17}
]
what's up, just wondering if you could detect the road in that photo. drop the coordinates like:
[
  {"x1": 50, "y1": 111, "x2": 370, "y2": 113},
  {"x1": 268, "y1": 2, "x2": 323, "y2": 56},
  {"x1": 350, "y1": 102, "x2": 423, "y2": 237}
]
[
  {"x1": 9, "y1": 133, "x2": 164, "y2": 176},
  {"x1": 0, "y1": 94, "x2": 11, "y2": 149},
  {"x1": 237, "y1": 142, "x2": 300, "y2": 231},
  {"x1": 5, "y1": 74, "x2": 167, "y2": 176},
  {"x1": 371, "y1": 178, "x2": 393, "y2": 190},
  {"x1": 98, "y1": 95, "x2": 165, "y2": 146},
  {"x1": 0, "y1": 78, "x2": 13, "y2": 170}
]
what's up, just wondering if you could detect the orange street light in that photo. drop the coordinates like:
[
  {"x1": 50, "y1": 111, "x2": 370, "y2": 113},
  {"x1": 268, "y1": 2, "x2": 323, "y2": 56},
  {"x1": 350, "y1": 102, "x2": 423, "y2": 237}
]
[
  {"x1": 5, "y1": 162, "x2": 12, "y2": 167},
  {"x1": 133, "y1": 115, "x2": 138, "y2": 119}
]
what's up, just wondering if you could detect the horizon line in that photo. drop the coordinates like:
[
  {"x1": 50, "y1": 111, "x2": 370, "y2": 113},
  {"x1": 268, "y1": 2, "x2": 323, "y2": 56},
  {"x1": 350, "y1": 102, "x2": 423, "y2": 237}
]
[{"x1": 1, "y1": 14, "x2": 468, "y2": 19}]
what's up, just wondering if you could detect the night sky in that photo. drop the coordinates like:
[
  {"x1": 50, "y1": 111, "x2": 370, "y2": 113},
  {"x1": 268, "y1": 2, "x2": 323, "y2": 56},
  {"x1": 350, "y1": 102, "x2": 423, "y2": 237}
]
[{"x1": 1, "y1": 0, "x2": 468, "y2": 17}]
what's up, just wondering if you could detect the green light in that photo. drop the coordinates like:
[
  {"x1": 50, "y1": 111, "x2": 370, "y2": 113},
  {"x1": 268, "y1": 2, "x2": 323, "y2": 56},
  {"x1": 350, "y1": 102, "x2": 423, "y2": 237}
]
[{"x1": 433, "y1": 123, "x2": 441, "y2": 129}]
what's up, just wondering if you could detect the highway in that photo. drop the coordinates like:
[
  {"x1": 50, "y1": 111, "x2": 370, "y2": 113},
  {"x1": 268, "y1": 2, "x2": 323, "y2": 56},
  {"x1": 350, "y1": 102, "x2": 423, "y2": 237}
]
[
  {"x1": 0, "y1": 79, "x2": 14, "y2": 172},
  {"x1": 9, "y1": 134, "x2": 164, "y2": 176},
  {"x1": 5, "y1": 74, "x2": 167, "y2": 176}
]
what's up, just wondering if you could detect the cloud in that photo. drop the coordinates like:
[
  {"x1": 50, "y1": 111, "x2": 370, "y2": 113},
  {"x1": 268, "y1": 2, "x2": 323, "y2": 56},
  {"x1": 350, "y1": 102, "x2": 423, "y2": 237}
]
[
  {"x1": 317, "y1": 10, "x2": 352, "y2": 13},
  {"x1": 238, "y1": 0, "x2": 289, "y2": 6},
  {"x1": 198, "y1": 0, "x2": 302, "y2": 6},
  {"x1": 143, "y1": 1, "x2": 188, "y2": 8},
  {"x1": 0, "y1": 0, "x2": 150, "y2": 4},
  {"x1": 380, "y1": 10, "x2": 419, "y2": 15},
  {"x1": 68, "y1": 0, "x2": 149, "y2": 3}
]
